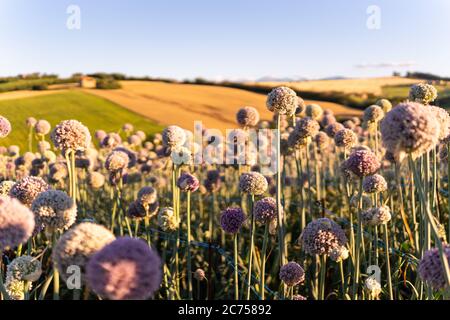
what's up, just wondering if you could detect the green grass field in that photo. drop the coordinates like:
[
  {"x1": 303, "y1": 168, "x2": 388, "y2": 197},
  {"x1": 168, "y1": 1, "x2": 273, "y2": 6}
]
[
  {"x1": 0, "y1": 90, "x2": 163, "y2": 151},
  {"x1": 382, "y1": 84, "x2": 450, "y2": 107}
]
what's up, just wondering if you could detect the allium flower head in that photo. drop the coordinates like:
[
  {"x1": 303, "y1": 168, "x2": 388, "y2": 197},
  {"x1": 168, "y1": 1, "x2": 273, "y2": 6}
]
[
  {"x1": 279, "y1": 261, "x2": 305, "y2": 286},
  {"x1": 162, "y1": 125, "x2": 186, "y2": 148},
  {"x1": 137, "y1": 186, "x2": 158, "y2": 206},
  {"x1": 32, "y1": 190, "x2": 77, "y2": 232},
  {"x1": 365, "y1": 277, "x2": 382, "y2": 298},
  {"x1": 334, "y1": 129, "x2": 358, "y2": 149},
  {"x1": 220, "y1": 207, "x2": 246, "y2": 234},
  {"x1": 86, "y1": 237, "x2": 162, "y2": 300},
  {"x1": 380, "y1": 102, "x2": 440, "y2": 161},
  {"x1": 294, "y1": 117, "x2": 320, "y2": 139},
  {"x1": 171, "y1": 146, "x2": 192, "y2": 166},
  {"x1": 325, "y1": 122, "x2": 345, "y2": 138},
  {"x1": 409, "y1": 83, "x2": 438, "y2": 105},
  {"x1": 236, "y1": 106, "x2": 260, "y2": 127},
  {"x1": 363, "y1": 174, "x2": 387, "y2": 193},
  {"x1": 53, "y1": 222, "x2": 115, "y2": 283},
  {"x1": 5, "y1": 278, "x2": 25, "y2": 300},
  {"x1": 305, "y1": 104, "x2": 323, "y2": 120},
  {"x1": 314, "y1": 132, "x2": 330, "y2": 150},
  {"x1": 26, "y1": 117, "x2": 37, "y2": 128},
  {"x1": 0, "y1": 196, "x2": 35, "y2": 250},
  {"x1": 177, "y1": 172, "x2": 200, "y2": 192},
  {"x1": 101, "y1": 132, "x2": 122, "y2": 148},
  {"x1": 9, "y1": 176, "x2": 50, "y2": 207},
  {"x1": 122, "y1": 123, "x2": 134, "y2": 133},
  {"x1": 266, "y1": 86, "x2": 298, "y2": 116},
  {"x1": 88, "y1": 171, "x2": 106, "y2": 189},
  {"x1": 343, "y1": 149, "x2": 380, "y2": 177},
  {"x1": 0, "y1": 115, "x2": 12, "y2": 138},
  {"x1": 299, "y1": 218, "x2": 348, "y2": 256},
  {"x1": 35, "y1": 120, "x2": 51, "y2": 135},
  {"x1": 376, "y1": 99, "x2": 392, "y2": 113},
  {"x1": 361, "y1": 205, "x2": 391, "y2": 226},
  {"x1": 94, "y1": 130, "x2": 107, "y2": 141},
  {"x1": 329, "y1": 246, "x2": 349, "y2": 262},
  {"x1": 194, "y1": 268, "x2": 206, "y2": 281},
  {"x1": 418, "y1": 245, "x2": 450, "y2": 291},
  {"x1": 105, "y1": 150, "x2": 129, "y2": 172},
  {"x1": 6, "y1": 255, "x2": 42, "y2": 282},
  {"x1": 292, "y1": 294, "x2": 307, "y2": 300},
  {"x1": 430, "y1": 105, "x2": 450, "y2": 142},
  {"x1": 0, "y1": 180, "x2": 15, "y2": 196},
  {"x1": 51, "y1": 120, "x2": 91, "y2": 152},
  {"x1": 253, "y1": 197, "x2": 277, "y2": 223},
  {"x1": 363, "y1": 105, "x2": 385, "y2": 123},
  {"x1": 321, "y1": 114, "x2": 336, "y2": 127},
  {"x1": 157, "y1": 207, "x2": 178, "y2": 232},
  {"x1": 239, "y1": 172, "x2": 268, "y2": 195}
]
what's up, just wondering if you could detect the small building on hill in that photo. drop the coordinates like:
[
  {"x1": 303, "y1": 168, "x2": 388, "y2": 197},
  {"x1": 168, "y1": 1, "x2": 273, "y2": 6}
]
[{"x1": 80, "y1": 76, "x2": 97, "y2": 88}]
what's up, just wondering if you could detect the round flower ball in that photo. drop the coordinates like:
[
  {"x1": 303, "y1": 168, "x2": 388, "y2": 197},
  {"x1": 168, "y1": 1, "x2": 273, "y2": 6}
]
[
  {"x1": 253, "y1": 197, "x2": 277, "y2": 223},
  {"x1": 279, "y1": 261, "x2": 305, "y2": 286},
  {"x1": 162, "y1": 125, "x2": 186, "y2": 148},
  {"x1": 376, "y1": 99, "x2": 392, "y2": 113},
  {"x1": 266, "y1": 86, "x2": 298, "y2": 116},
  {"x1": 343, "y1": 149, "x2": 380, "y2": 178},
  {"x1": 220, "y1": 207, "x2": 246, "y2": 234},
  {"x1": 380, "y1": 102, "x2": 440, "y2": 161},
  {"x1": 0, "y1": 116, "x2": 12, "y2": 138},
  {"x1": 137, "y1": 186, "x2": 158, "y2": 207},
  {"x1": 0, "y1": 196, "x2": 35, "y2": 250},
  {"x1": 315, "y1": 132, "x2": 330, "y2": 150},
  {"x1": 363, "y1": 174, "x2": 387, "y2": 193},
  {"x1": 194, "y1": 268, "x2": 206, "y2": 281},
  {"x1": 0, "y1": 180, "x2": 15, "y2": 196},
  {"x1": 9, "y1": 176, "x2": 50, "y2": 207},
  {"x1": 361, "y1": 205, "x2": 392, "y2": 226},
  {"x1": 363, "y1": 105, "x2": 384, "y2": 123},
  {"x1": 236, "y1": 106, "x2": 260, "y2": 127},
  {"x1": 409, "y1": 83, "x2": 438, "y2": 105},
  {"x1": 52, "y1": 222, "x2": 115, "y2": 283},
  {"x1": 26, "y1": 117, "x2": 37, "y2": 128},
  {"x1": 157, "y1": 207, "x2": 178, "y2": 232},
  {"x1": 105, "y1": 150, "x2": 129, "y2": 172},
  {"x1": 325, "y1": 122, "x2": 345, "y2": 138},
  {"x1": 305, "y1": 104, "x2": 323, "y2": 120},
  {"x1": 51, "y1": 120, "x2": 91, "y2": 152},
  {"x1": 31, "y1": 190, "x2": 77, "y2": 232},
  {"x1": 418, "y1": 245, "x2": 450, "y2": 291},
  {"x1": 431, "y1": 106, "x2": 450, "y2": 142},
  {"x1": 177, "y1": 172, "x2": 199, "y2": 192},
  {"x1": 86, "y1": 237, "x2": 162, "y2": 300},
  {"x1": 88, "y1": 172, "x2": 106, "y2": 189},
  {"x1": 35, "y1": 120, "x2": 51, "y2": 135},
  {"x1": 334, "y1": 128, "x2": 358, "y2": 149},
  {"x1": 329, "y1": 245, "x2": 349, "y2": 262},
  {"x1": 294, "y1": 117, "x2": 320, "y2": 139},
  {"x1": 6, "y1": 255, "x2": 42, "y2": 282},
  {"x1": 239, "y1": 172, "x2": 268, "y2": 195},
  {"x1": 299, "y1": 218, "x2": 348, "y2": 256}
]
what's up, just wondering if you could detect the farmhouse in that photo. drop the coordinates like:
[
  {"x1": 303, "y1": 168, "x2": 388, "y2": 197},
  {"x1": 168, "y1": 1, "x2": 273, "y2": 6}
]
[{"x1": 80, "y1": 76, "x2": 97, "y2": 88}]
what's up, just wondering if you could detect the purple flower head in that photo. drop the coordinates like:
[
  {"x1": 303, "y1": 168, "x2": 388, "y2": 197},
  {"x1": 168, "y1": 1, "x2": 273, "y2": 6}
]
[
  {"x1": 325, "y1": 122, "x2": 345, "y2": 138},
  {"x1": 0, "y1": 116, "x2": 12, "y2": 138},
  {"x1": 266, "y1": 86, "x2": 298, "y2": 116},
  {"x1": 220, "y1": 207, "x2": 246, "y2": 234},
  {"x1": 418, "y1": 245, "x2": 450, "y2": 291},
  {"x1": 9, "y1": 176, "x2": 50, "y2": 207},
  {"x1": 254, "y1": 197, "x2": 277, "y2": 223},
  {"x1": 239, "y1": 172, "x2": 268, "y2": 195},
  {"x1": 177, "y1": 172, "x2": 199, "y2": 192},
  {"x1": 51, "y1": 120, "x2": 91, "y2": 153},
  {"x1": 0, "y1": 196, "x2": 35, "y2": 250},
  {"x1": 236, "y1": 106, "x2": 260, "y2": 127},
  {"x1": 299, "y1": 218, "x2": 348, "y2": 256},
  {"x1": 35, "y1": 120, "x2": 51, "y2": 135},
  {"x1": 343, "y1": 149, "x2": 380, "y2": 178},
  {"x1": 279, "y1": 261, "x2": 305, "y2": 286},
  {"x1": 86, "y1": 237, "x2": 162, "y2": 300}
]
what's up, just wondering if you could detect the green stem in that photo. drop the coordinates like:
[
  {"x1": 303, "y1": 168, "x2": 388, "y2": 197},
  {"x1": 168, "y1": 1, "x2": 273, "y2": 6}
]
[
  {"x1": 234, "y1": 233, "x2": 239, "y2": 300},
  {"x1": 260, "y1": 223, "x2": 269, "y2": 300}
]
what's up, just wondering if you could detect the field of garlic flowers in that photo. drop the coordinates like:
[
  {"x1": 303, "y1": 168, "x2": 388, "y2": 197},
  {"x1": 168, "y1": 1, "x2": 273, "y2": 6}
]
[{"x1": 1, "y1": 81, "x2": 450, "y2": 301}]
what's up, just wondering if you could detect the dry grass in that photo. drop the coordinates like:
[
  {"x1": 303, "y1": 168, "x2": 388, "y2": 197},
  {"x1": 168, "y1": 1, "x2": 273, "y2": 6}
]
[
  {"x1": 248, "y1": 76, "x2": 423, "y2": 96},
  {"x1": 84, "y1": 81, "x2": 361, "y2": 132},
  {"x1": 0, "y1": 89, "x2": 65, "y2": 101}
]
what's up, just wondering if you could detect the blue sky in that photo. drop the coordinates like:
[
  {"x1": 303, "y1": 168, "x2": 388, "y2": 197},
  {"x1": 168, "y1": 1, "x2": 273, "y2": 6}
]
[{"x1": 0, "y1": 0, "x2": 449, "y2": 80}]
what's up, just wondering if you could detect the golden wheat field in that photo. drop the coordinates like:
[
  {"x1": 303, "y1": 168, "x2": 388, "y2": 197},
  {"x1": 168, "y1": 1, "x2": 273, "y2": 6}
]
[
  {"x1": 249, "y1": 77, "x2": 423, "y2": 95},
  {"x1": 84, "y1": 81, "x2": 361, "y2": 131}
]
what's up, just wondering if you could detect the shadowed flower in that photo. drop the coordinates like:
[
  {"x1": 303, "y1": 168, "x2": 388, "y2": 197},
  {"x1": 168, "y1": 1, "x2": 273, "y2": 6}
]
[
  {"x1": 361, "y1": 205, "x2": 391, "y2": 226},
  {"x1": 294, "y1": 117, "x2": 320, "y2": 139},
  {"x1": 86, "y1": 237, "x2": 162, "y2": 300},
  {"x1": 220, "y1": 207, "x2": 246, "y2": 234},
  {"x1": 101, "y1": 132, "x2": 122, "y2": 148},
  {"x1": 32, "y1": 190, "x2": 77, "y2": 232},
  {"x1": 329, "y1": 246, "x2": 349, "y2": 262},
  {"x1": 6, "y1": 255, "x2": 42, "y2": 282},
  {"x1": 363, "y1": 105, "x2": 384, "y2": 123},
  {"x1": 177, "y1": 172, "x2": 200, "y2": 192},
  {"x1": 236, "y1": 106, "x2": 260, "y2": 127},
  {"x1": 376, "y1": 99, "x2": 392, "y2": 113},
  {"x1": 334, "y1": 129, "x2": 358, "y2": 149},
  {"x1": 305, "y1": 104, "x2": 323, "y2": 120},
  {"x1": 430, "y1": 105, "x2": 450, "y2": 142},
  {"x1": 53, "y1": 222, "x2": 115, "y2": 283},
  {"x1": 299, "y1": 218, "x2": 348, "y2": 256},
  {"x1": 157, "y1": 207, "x2": 178, "y2": 232},
  {"x1": 254, "y1": 197, "x2": 277, "y2": 223},
  {"x1": 418, "y1": 245, "x2": 450, "y2": 291},
  {"x1": 363, "y1": 174, "x2": 387, "y2": 193},
  {"x1": 325, "y1": 122, "x2": 345, "y2": 138},
  {"x1": 194, "y1": 268, "x2": 206, "y2": 281},
  {"x1": 0, "y1": 196, "x2": 35, "y2": 250},
  {"x1": 279, "y1": 261, "x2": 305, "y2": 286},
  {"x1": 88, "y1": 171, "x2": 106, "y2": 189}
]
